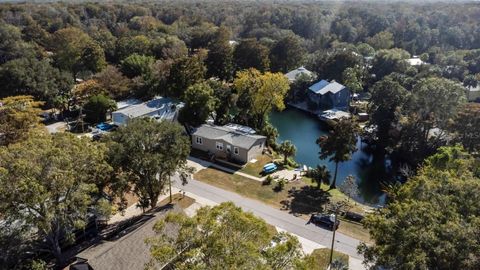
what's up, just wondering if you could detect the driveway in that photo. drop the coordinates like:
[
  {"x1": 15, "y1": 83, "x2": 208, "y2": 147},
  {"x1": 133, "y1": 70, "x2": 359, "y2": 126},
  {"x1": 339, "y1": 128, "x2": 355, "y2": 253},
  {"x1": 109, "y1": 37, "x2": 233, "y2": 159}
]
[
  {"x1": 172, "y1": 176, "x2": 364, "y2": 260},
  {"x1": 45, "y1": 121, "x2": 67, "y2": 134}
]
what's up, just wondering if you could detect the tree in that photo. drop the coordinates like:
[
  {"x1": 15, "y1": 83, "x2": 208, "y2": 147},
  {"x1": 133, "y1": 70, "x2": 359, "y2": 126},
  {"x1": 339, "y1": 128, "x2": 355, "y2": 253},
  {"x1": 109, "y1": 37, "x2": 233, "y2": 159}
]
[
  {"x1": 368, "y1": 77, "x2": 409, "y2": 151},
  {"x1": 341, "y1": 67, "x2": 365, "y2": 94},
  {"x1": 449, "y1": 103, "x2": 480, "y2": 153},
  {"x1": 0, "y1": 96, "x2": 43, "y2": 146},
  {"x1": 120, "y1": 53, "x2": 155, "y2": 78},
  {"x1": 151, "y1": 35, "x2": 188, "y2": 60},
  {"x1": 339, "y1": 175, "x2": 359, "y2": 203},
  {"x1": 178, "y1": 82, "x2": 217, "y2": 127},
  {"x1": 317, "y1": 119, "x2": 358, "y2": 189},
  {"x1": 106, "y1": 118, "x2": 190, "y2": 209},
  {"x1": 356, "y1": 43, "x2": 375, "y2": 57},
  {"x1": 366, "y1": 31, "x2": 394, "y2": 50},
  {"x1": 234, "y1": 69, "x2": 290, "y2": 129},
  {"x1": 320, "y1": 50, "x2": 363, "y2": 82},
  {"x1": 406, "y1": 77, "x2": 466, "y2": 146},
  {"x1": 209, "y1": 80, "x2": 236, "y2": 125},
  {"x1": 372, "y1": 48, "x2": 410, "y2": 80},
  {"x1": 0, "y1": 133, "x2": 112, "y2": 266},
  {"x1": 83, "y1": 94, "x2": 116, "y2": 124},
  {"x1": 147, "y1": 202, "x2": 305, "y2": 269},
  {"x1": 359, "y1": 146, "x2": 480, "y2": 269},
  {"x1": 94, "y1": 65, "x2": 133, "y2": 99},
  {"x1": 463, "y1": 74, "x2": 478, "y2": 89},
  {"x1": 233, "y1": 38, "x2": 270, "y2": 72},
  {"x1": 279, "y1": 140, "x2": 297, "y2": 165},
  {"x1": 270, "y1": 35, "x2": 306, "y2": 73},
  {"x1": 0, "y1": 57, "x2": 73, "y2": 106},
  {"x1": 115, "y1": 35, "x2": 152, "y2": 61},
  {"x1": 167, "y1": 54, "x2": 207, "y2": 97},
  {"x1": 205, "y1": 26, "x2": 234, "y2": 80},
  {"x1": 309, "y1": 165, "x2": 332, "y2": 189},
  {"x1": 0, "y1": 23, "x2": 36, "y2": 64},
  {"x1": 261, "y1": 122, "x2": 279, "y2": 149},
  {"x1": 289, "y1": 73, "x2": 315, "y2": 102},
  {"x1": 51, "y1": 27, "x2": 106, "y2": 80}
]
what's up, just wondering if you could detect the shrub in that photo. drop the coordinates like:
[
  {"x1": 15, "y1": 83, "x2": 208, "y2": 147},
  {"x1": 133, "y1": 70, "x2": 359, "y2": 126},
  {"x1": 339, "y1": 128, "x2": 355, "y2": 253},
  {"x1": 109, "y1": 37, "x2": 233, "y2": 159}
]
[{"x1": 263, "y1": 175, "x2": 273, "y2": 185}]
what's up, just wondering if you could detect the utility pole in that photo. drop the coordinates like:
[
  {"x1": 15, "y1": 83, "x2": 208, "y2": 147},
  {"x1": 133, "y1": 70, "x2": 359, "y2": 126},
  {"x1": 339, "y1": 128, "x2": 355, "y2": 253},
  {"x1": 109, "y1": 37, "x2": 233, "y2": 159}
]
[
  {"x1": 169, "y1": 175, "x2": 173, "y2": 203},
  {"x1": 328, "y1": 210, "x2": 338, "y2": 266},
  {"x1": 327, "y1": 200, "x2": 348, "y2": 268}
]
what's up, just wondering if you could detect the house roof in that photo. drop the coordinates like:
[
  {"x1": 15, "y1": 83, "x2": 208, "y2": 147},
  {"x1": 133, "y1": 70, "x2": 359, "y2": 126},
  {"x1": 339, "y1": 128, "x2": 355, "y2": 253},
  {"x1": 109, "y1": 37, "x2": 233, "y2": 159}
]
[
  {"x1": 406, "y1": 57, "x2": 425, "y2": 66},
  {"x1": 113, "y1": 97, "x2": 183, "y2": 119},
  {"x1": 76, "y1": 206, "x2": 181, "y2": 270},
  {"x1": 285, "y1": 66, "x2": 313, "y2": 82},
  {"x1": 467, "y1": 85, "x2": 480, "y2": 92},
  {"x1": 309, "y1": 80, "x2": 346, "y2": 95},
  {"x1": 192, "y1": 124, "x2": 266, "y2": 150}
]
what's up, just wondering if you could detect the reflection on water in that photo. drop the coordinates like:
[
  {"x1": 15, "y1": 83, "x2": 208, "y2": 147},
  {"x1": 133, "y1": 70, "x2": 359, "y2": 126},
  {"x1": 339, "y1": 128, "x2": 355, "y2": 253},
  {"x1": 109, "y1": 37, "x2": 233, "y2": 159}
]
[{"x1": 269, "y1": 107, "x2": 387, "y2": 205}]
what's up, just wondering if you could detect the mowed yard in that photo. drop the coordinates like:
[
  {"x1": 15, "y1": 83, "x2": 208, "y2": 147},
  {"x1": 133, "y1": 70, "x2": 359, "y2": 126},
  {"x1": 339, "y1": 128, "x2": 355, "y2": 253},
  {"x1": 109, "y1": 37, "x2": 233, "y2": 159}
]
[{"x1": 194, "y1": 167, "x2": 371, "y2": 243}]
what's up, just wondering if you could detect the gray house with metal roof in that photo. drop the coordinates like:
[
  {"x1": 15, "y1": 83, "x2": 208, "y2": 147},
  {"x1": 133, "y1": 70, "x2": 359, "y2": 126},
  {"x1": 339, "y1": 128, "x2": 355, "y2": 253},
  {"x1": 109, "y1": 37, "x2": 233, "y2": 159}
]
[
  {"x1": 112, "y1": 97, "x2": 183, "y2": 126},
  {"x1": 191, "y1": 124, "x2": 266, "y2": 164},
  {"x1": 307, "y1": 80, "x2": 350, "y2": 110}
]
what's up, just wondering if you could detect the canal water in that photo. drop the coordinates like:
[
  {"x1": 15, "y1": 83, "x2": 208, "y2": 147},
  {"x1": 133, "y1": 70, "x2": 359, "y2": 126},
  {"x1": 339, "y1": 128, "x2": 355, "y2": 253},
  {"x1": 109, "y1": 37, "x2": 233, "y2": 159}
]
[{"x1": 269, "y1": 107, "x2": 386, "y2": 205}]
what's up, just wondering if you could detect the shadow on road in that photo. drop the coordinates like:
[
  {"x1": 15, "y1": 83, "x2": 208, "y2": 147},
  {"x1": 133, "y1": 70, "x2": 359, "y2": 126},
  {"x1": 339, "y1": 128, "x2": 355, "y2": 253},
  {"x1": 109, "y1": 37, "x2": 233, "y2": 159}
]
[{"x1": 281, "y1": 186, "x2": 331, "y2": 216}]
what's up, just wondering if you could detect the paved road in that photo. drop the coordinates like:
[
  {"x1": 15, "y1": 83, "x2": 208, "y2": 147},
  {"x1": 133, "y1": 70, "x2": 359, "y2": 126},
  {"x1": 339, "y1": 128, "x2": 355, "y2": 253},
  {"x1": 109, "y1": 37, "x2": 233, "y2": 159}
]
[{"x1": 173, "y1": 177, "x2": 364, "y2": 260}]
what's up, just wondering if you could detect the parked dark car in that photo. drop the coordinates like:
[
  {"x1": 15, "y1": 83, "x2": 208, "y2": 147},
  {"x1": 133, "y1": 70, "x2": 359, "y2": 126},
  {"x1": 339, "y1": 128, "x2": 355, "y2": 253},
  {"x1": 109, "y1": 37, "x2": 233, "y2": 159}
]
[
  {"x1": 309, "y1": 214, "x2": 340, "y2": 230},
  {"x1": 345, "y1": 211, "x2": 364, "y2": 223}
]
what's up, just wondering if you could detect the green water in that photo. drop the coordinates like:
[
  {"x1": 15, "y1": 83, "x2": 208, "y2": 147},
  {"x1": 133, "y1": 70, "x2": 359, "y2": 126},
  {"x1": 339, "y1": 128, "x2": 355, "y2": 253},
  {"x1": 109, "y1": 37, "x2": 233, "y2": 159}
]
[{"x1": 269, "y1": 107, "x2": 386, "y2": 205}]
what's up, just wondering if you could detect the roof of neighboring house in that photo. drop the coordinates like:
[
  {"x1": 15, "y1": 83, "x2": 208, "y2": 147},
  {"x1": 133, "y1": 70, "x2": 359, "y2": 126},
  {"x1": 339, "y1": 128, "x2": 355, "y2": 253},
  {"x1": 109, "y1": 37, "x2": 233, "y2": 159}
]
[
  {"x1": 406, "y1": 57, "x2": 425, "y2": 66},
  {"x1": 467, "y1": 85, "x2": 480, "y2": 92},
  {"x1": 309, "y1": 80, "x2": 346, "y2": 95},
  {"x1": 75, "y1": 206, "x2": 181, "y2": 270},
  {"x1": 112, "y1": 97, "x2": 183, "y2": 119},
  {"x1": 192, "y1": 124, "x2": 266, "y2": 150},
  {"x1": 285, "y1": 66, "x2": 313, "y2": 82}
]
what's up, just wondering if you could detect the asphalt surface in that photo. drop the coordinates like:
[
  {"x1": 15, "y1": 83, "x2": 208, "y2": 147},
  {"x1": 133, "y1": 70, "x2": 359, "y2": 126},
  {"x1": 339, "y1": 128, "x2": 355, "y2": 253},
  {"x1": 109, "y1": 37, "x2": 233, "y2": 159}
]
[{"x1": 173, "y1": 177, "x2": 364, "y2": 259}]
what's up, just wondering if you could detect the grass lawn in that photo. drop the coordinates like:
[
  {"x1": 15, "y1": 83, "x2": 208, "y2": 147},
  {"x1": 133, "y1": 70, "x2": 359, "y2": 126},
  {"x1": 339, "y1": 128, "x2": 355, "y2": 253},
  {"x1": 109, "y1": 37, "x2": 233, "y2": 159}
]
[
  {"x1": 194, "y1": 168, "x2": 372, "y2": 243},
  {"x1": 157, "y1": 193, "x2": 196, "y2": 209},
  {"x1": 195, "y1": 167, "x2": 306, "y2": 209},
  {"x1": 305, "y1": 248, "x2": 349, "y2": 269},
  {"x1": 239, "y1": 154, "x2": 273, "y2": 177}
]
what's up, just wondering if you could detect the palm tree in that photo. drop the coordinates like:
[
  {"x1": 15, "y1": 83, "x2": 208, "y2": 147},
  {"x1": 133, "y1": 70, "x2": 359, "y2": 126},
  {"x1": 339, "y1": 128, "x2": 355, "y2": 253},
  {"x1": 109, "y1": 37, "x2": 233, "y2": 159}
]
[
  {"x1": 317, "y1": 119, "x2": 358, "y2": 189},
  {"x1": 311, "y1": 165, "x2": 331, "y2": 189},
  {"x1": 261, "y1": 123, "x2": 279, "y2": 149},
  {"x1": 279, "y1": 140, "x2": 296, "y2": 165}
]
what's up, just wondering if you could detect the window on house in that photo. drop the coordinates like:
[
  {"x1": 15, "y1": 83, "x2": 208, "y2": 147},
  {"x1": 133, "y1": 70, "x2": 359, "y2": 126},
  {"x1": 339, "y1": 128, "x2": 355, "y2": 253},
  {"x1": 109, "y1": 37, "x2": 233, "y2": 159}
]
[
  {"x1": 196, "y1": 136, "x2": 203, "y2": 144},
  {"x1": 216, "y1": 142, "x2": 224, "y2": 150},
  {"x1": 234, "y1": 147, "x2": 239, "y2": 155}
]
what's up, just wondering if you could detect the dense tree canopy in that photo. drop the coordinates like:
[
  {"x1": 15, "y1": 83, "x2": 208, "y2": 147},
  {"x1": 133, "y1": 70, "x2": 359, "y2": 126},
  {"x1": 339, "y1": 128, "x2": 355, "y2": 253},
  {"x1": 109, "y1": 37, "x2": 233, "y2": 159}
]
[
  {"x1": 0, "y1": 133, "x2": 112, "y2": 265},
  {"x1": 106, "y1": 118, "x2": 190, "y2": 209},
  {"x1": 234, "y1": 69, "x2": 290, "y2": 129},
  {"x1": 50, "y1": 27, "x2": 106, "y2": 79},
  {"x1": 234, "y1": 38, "x2": 270, "y2": 72},
  {"x1": 359, "y1": 146, "x2": 480, "y2": 269},
  {"x1": 0, "y1": 95, "x2": 43, "y2": 146},
  {"x1": 147, "y1": 202, "x2": 306, "y2": 269},
  {"x1": 205, "y1": 26, "x2": 234, "y2": 81},
  {"x1": 178, "y1": 82, "x2": 217, "y2": 127},
  {"x1": 0, "y1": 57, "x2": 73, "y2": 105}
]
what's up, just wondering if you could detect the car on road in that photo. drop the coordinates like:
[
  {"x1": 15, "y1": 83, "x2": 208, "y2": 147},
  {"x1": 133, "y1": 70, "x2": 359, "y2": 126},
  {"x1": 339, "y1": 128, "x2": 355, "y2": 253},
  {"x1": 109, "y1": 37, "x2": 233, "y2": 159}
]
[{"x1": 309, "y1": 213, "x2": 340, "y2": 230}]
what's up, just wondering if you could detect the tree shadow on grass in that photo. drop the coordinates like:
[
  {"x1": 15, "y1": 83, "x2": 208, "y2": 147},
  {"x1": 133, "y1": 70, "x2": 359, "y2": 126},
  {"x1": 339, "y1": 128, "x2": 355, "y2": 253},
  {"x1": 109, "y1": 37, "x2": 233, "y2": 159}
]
[{"x1": 281, "y1": 186, "x2": 331, "y2": 216}]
